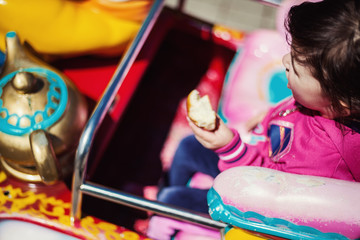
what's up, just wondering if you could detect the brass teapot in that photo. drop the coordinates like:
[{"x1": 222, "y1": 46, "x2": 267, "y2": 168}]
[{"x1": 0, "y1": 32, "x2": 88, "y2": 184}]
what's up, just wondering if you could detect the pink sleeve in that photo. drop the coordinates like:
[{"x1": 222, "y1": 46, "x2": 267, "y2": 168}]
[
  {"x1": 215, "y1": 128, "x2": 270, "y2": 172},
  {"x1": 215, "y1": 99, "x2": 295, "y2": 172}
]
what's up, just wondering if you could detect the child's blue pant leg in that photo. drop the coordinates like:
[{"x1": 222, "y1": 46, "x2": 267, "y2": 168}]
[
  {"x1": 158, "y1": 186, "x2": 210, "y2": 213},
  {"x1": 168, "y1": 135, "x2": 220, "y2": 186}
]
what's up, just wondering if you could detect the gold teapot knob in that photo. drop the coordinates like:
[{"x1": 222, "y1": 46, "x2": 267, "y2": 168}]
[{"x1": 12, "y1": 71, "x2": 44, "y2": 94}]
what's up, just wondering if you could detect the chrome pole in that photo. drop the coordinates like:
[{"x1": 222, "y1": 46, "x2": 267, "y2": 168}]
[
  {"x1": 81, "y1": 181, "x2": 227, "y2": 229},
  {"x1": 70, "y1": 0, "x2": 165, "y2": 224}
]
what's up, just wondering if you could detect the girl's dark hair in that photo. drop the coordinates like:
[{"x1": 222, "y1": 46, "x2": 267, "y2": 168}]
[{"x1": 285, "y1": 0, "x2": 360, "y2": 123}]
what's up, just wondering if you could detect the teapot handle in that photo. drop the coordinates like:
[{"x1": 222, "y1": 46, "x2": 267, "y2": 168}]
[{"x1": 30, "y1": 129, "x2": 61, "y2": 185}]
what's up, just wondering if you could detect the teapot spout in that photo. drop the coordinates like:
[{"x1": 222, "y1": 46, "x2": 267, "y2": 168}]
[
  {"x1": 4, "y1": 32, "x2": 27, "y2": 67},
  {"x1": 3, "y1": 31, "x2": 43, "y2": 74}
]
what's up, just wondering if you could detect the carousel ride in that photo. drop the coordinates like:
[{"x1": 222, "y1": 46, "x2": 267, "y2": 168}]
[{"x1": 0, "y1": 0, "x2": 358, "y2": 239}]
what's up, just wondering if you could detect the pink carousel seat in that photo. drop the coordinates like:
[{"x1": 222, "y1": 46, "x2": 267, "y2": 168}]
[{"x1": 208, "y1": 166, "x2": 360, "y2": 240}]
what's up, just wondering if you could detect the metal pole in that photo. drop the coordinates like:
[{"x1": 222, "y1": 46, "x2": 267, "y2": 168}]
[
  {"x1": 80, "y1": 181, "x2": 227, "y2": 229},
  {"x1": 70, "y1": 0, "x2": 165, "y2": 224}
]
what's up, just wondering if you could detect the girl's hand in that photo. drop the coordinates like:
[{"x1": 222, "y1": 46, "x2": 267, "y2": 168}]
[{"x1": 187, "y1": 116, "x2": 234, "y2": 150}]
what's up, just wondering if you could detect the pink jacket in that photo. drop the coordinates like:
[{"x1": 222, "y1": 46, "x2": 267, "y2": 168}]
[{"x1": 215, "y1": 97, "x2": 360, "y2": 182}]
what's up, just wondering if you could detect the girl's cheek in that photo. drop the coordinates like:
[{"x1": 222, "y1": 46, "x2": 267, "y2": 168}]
[{"x1": 286, "y1": 75, "x2": 293, "y2": 89}]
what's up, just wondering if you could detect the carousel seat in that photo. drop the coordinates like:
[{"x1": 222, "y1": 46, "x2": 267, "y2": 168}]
[{"x1": 207, "y1": 166, "x2": 360, "y2": 240}]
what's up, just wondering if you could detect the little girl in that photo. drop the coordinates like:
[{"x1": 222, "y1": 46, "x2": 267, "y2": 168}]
[{"x1": 148, "y1": 0, "x2": 360, "y2": 239}]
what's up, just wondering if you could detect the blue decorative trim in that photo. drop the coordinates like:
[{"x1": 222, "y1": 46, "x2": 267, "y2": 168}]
[
  {"x1": 0, "y1": 67, "x2": 68, "y2": 136},
  {"x1": 6, "y1": 31, "x2": 16, "y2": 38},
  {"x1": 207, "y1": 188, "x2": 350, "y2": 240},
  {"x1": 0, "y1": 51, "x2": 4, "y2": 68}
]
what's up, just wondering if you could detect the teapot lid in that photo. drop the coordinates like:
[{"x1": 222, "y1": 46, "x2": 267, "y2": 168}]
[{"x1": 0, "y1": 67, "x2": 68, "y2": 136}]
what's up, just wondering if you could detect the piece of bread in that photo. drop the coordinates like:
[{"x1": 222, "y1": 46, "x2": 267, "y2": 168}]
[{"x1": 187, "y1": 89, "x2": 217, "y2": 131}]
